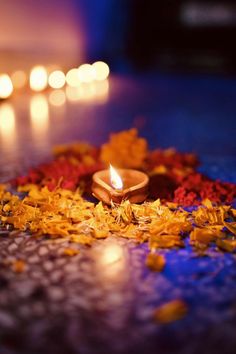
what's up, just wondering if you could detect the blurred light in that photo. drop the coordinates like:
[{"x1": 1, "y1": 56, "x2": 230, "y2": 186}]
[
  {"x1": 29, "y1": 66, "x2": 48, "y2": 92},
  {"x1": 48, "y1": 70, "x2": 65, "y2": 89},
  {"x1": 94, "y1": 80, "x2": 109, "y2": 103},
  {"x1": 65, "y1": 68, "x2": 79, "y2": 87},
  {"x1": 79, "y1": 83, "x2": 96, "y2": 101},
  {"x1": 0, "y1": 103, "x2": 15, "y2": 137},
  {"x1": 66, "y1": 83, "x2": 98, "y2": 102},
  {"x1": 30, "y1": 94, "x2": 49, "y2": 131},
  {"x1": 0, "y1": 74, "x2": 14, "y2": 99},
  {"x1": 97, "y1": 243, "x2": 125, "y2": 280},
  {"x1": 65, "y1": 86, "x2": 80, "y2": 101},
  {"x1": 100, "y1": 244, "x2": 124, "y2": 265},
  {"x1": 11, "y1": 70, "x2": 27, "y2": 89},
  {"x1": 49, "y1": 90, "x2": 66, "y2": 106},
  {"x1": 92, "y1": 61, "x2": 110, "y2": 81},
  {"x1": 78, "y1": 64, "x2": 96, "y2": 83}
]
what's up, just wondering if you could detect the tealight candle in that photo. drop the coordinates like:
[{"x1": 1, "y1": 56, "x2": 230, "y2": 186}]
[{"x1": 92, "y1": 164, "x2": 149, "y2": 205}]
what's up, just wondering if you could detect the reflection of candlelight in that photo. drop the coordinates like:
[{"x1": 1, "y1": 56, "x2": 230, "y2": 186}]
[
  {"x1": 96, "y1": 242, "x2": 126, "y2": 280},
  {"x1": 94, "y1": 80, "x2": 109, "y2": 104},
  {"x1": 49, "y1": 89, "x2": 66, "y2": 106},
  {"x1": 110, "y1": 164, "x2": 123, "y2": 190},
  {"x1": 66, "y1": 84, "x2": 96, "y2": 102},
  {"x1": 78, "y1": 83, "x2": 96, "y2": 101},
  {"x1": 30, "y1": 66, "x2": 48, "y2": 92},
  {"x1": 0, "y1": 103, "x2": 15, "y2": 136},
  {"x1": 0, "y1": 103, "x2": 16, "y2": 150},
  {"x1": 65, "y1": 86, "x2": 80, "y2": 102},
  {"x1": 30, "y1": 94, "x2": 49, "y2": 137},
  {"x1": 0, "y1": 74, "x2": 13, "y2": 99},
  {"x1": 65, "y1": 81, "x2": 109, "y2": 103},
  {"x1": 100, "y1": 243, "x2": 124, "y2": 266}
]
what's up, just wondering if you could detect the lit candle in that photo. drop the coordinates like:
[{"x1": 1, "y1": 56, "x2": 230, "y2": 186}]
[
  {"x1": 0, "y1": 74, "x2": 13, "y2": 99},
  {"x1": 92, "y1": 164, "x2": 149, "y2": 204},
  {"x1": 29, "y1": 66, "x2": 48, "y2": 92}
]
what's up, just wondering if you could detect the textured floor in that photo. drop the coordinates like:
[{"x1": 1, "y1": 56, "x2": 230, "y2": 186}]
[{"x1": 1, "y1": 227, "x2": 236, "y2": 354}]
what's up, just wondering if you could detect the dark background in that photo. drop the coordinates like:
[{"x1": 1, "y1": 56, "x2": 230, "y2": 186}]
[{"x1": 77, "y1": 0, "x2": 236, "y2": 74}]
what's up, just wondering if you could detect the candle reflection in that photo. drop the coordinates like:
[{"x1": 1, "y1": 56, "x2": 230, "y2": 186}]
[
  {"x1": 100, "y1": 243, "x2": 124, "y2": 265},
  {"x1": 49, "y1": 90, "x2": 66, "y2": 106},
  {"x1": 96, "y1": 242, "x2": 126, "y2": 280},
  {"x1": 30, "y1": 94, "x2": 49, "y2": 140},
  {"x1": 0, "y1": 103, "x2": 16, "y2": 151},
  {"x1": 78, "y1": 83, "x2": 96, "y2": 101},
  {"x1": 65, "y1": 86, "x2": 81, "y2": 102},
  {"x1": 94, "y1": 79, "x2": 109, "y2": 103},
  {"x1": 65, "y1": 81, "x2": 109, "y2": 103}
]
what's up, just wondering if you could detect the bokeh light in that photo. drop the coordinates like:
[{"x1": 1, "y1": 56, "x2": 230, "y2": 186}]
[
  {"x1": 11, "y1": 70, "x2": 27, "y2": 89},
  {"x1": 0, "y1": 74, "x2": 14, "y2": 99},
  {"x1": 30, "y1": 94, "x2": 49, "y2": 146},
  {"x1": 94, "y1": 80, "x2": 109, "y2": 103},
  {"x1": 100, "y1": 243, "x2": 124, "y2": 265},
  {"x1": 29, "y1": 66, "x2": 48, "y2": 92},
  {"x1": 48, "y1": 70, "x2": 65, "y2": 89},
  {"x1": 77, "y1": 64, "x2": 96, "y2": 83},
  {"x1": 96, "y1": 242, "x2": 126, "y2": 280},
  {"x1": 79, "y1": 83, "x2": 96, "y2": 101},
  {"x1": 65, "y1": 86, "x2": 81, "y2": 101},
  {"x1": 49, "y1": 90, "x2": 66, "y2": 106},
  {"x1": 30, "y1": 94, "x2": 49, "y2": 123},
  {"x1": 92, "y1": 61, "x2": 110, "y2": 81},
  {"x1": 0, "y1": 103, "x2": 15, "y2": 136},
  {"x1": 65, "y1": 68, "x2": 79, "y2": 87}
]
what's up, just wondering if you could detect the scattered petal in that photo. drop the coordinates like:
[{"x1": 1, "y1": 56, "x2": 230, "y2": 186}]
[{"x1": 153, "y1": 299, "x2": 188, "y2": 324}]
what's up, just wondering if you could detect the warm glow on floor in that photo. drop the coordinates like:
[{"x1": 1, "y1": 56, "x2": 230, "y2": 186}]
[
  {"x1": 77, "y1": 64, "x2": 96, "y2": 83},
  {"x1": 94, "y1": 80, "x2": 109, "y2": 103},
  {"x1": 49, "y1": 90, "x2": 66, "y2": 106},
  {"x1": 30, "y1": 66, "x2": 48, "y2": 92},
  {"x1": 79, "y1": 83, "x2": 96, "y2": 101},
  {"x1": 0, "y1": 103, "x2": 15, "y2": 136},
  {"x1": 48, "y1": 70, "x2": 65, "y2": 89},
  {"x1": 100, "y1": 244, "x2": 124, "y2": 265},
  {"x1": 92, "y1": 61, "x2": 110, "y2": 81},
  {"x1": 30, "y1": 94, "x2": 49, "y2": 129},
  {"x1": 0, "y1": 74, "x2": 13, "y2": 99}
]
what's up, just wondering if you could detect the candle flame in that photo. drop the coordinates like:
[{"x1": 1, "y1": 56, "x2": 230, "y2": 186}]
[
  {"x1": 30, "y1": 66, "x2": 48, "y2": 92},
  {"x1": 110, "y1": 164, "x2": 123, "y2": 190},
  {"x1": 0, "y1": 74, "x2": 13, "y2": 98}
]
